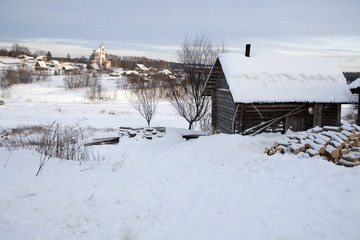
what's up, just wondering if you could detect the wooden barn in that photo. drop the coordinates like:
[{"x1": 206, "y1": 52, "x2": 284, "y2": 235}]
[{"x1": 202, "y1": 47, "x2": 356, "y2": 135}]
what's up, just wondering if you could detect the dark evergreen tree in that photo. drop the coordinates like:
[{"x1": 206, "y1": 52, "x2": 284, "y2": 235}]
[{"x1": 46, "y1": 51, "x2": 52, "y2": 61}]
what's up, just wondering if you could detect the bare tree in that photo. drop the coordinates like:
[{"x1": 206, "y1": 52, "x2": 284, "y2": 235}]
[
  {"x1": 0, "y1": 67, "x2": 49, "y2": 88},
  {"x1": 0, "y1": 48, "x2": 8, "y2": 56},
  {"x1": 33, "y1": 49, "x2": 46, "y2": 58},
  {"x1": 167, "y1": 35, "x2": 227, "y2": 129},
  {"x1": 9, "y1": 43, "x2": 31, "y2": 57},
  {"x1": 129, "y1": 75, "x2": 160, "y2": 126}
]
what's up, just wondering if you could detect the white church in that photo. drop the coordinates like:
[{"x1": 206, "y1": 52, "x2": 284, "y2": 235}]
[{"x1": 91, "y1": 44, "x2": 111, "y2": 68}]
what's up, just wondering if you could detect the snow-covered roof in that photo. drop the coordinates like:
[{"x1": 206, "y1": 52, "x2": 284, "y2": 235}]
[
  {"x1": 136, "y1": 64, "x2": 149, "y2": 71},
  {"x1": 19, "y1": 55, "x2": 34, "y2": 60},
  {"x1": 36, "y1": 61, "x2": 47, "y2": 68},
  {"x1": 204, "y1": 53, "x2": 355, "y2": 103},
  {"x1": 123, "y1": 70, "x2": 139, "y2": 75},
  {"x1": 159, "y1": 69, "x2": 172, "y2": 75},
  {"x1": 349, "y1": 78, "x2": 360, "y2": 90},
  {"x1": 62, "y1": 65, "x2": 75, "y2": 70}
]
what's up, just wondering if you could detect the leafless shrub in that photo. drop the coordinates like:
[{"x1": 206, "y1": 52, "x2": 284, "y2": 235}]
[
  {"x1": 0, "y1": 123, "x2": 103, "y2": 176},
  {"x1": 0, "y1": 67, "x2": 49, "y2": 88},
  {"x1": 116, "y1": 77, "x2": 128, "y2": 90},
  {"x1": 343, "y1": 104, "x2": 358, "y2": 122},
  {"x1": 63, "y1": 71, "x2": 99, "y2": 89},
  {"x1": 199, "y1": 112, "x2": 212, "y2": 132},
  {"x1": 1, "y1": 88, "x2": 12, "y2": 99},
  {"x1": 86, "y1": 83, "x2": 103, "y2": 100},
  {"x1": 112, "y1": 150, "x2": 129, "y2": 172},
  {"x1": 33, "y1": 71, "x2": 50, "y2": 82},
  {"x1": 152, "y1": 73, "x2": 172, "y2": 97},
  {"x1": 86, "y1": 85, "x2": 118, "y2": 102},
  {"x1": 63, "y1": 71, "x2": 115, "y2": 101},
  {"x1": 167, "y1": 35, "x2": 227, "y2": 129},
  {"x1": 129, "y1": 75, "x2": 161, "y2": 126}
]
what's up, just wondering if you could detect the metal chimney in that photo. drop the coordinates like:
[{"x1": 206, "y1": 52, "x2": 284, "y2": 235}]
[{"x1": 245, "y1": 44, "x2": 251, "y2": 57}]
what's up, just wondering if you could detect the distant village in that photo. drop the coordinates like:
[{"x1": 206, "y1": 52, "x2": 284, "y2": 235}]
[{"x1": 0, "y1": 44, "x2": 178, "y2": 80}]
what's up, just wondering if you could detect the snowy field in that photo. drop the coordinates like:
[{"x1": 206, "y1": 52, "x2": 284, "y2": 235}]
[{"x1": 0, "y1": 75, "x2": 360, "y2": 240}]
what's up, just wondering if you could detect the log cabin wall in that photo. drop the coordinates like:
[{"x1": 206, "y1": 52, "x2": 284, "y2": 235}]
[
  {"x1": 238, "y1": 103, "x2": 312, "y2": 134},
  {"x1": 215, "y1": 90, "x2": 235, "y2": 133},
  {"x1": 211, "y1": 90, "x2": 217, "y2": 131},
  {"x1": 321, "y1": 103, "x2": 341, "y2": 127},
  {"x1": 211, "y1": 94, "x2": 342, "y2": 134},
  {"x1": 212, "y1": 72, "x2": 236, "y2": 134}
]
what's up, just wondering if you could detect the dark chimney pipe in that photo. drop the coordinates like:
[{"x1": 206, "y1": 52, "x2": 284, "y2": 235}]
[{"x1": 245, "y1": 44, "x2": 251, "y2": 57}]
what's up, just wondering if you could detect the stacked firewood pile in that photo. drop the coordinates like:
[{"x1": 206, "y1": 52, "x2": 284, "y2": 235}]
[
  {"x1": 119, "y1": 127, "x2": 165, "y2": 140},
  {"x1": 265, "y1": 123, "x2": 360, "y2": 167}
]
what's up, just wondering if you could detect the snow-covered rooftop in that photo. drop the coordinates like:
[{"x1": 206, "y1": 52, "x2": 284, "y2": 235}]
[
  {"x1": 349, "y1": 78, "x2": 360, "y2": 90},
  {"x1": 63, "y1": 65, "x2": 77, "y2": 70},
  {"x1": 36, "y1": 61, "x2": 47, "y2": 68},
  {"x1": 137, "y1": 64, "x2": 149, "y2": 71},
  {"x1": 205, "y1": 53, "x2": 355, "y2": 103}
]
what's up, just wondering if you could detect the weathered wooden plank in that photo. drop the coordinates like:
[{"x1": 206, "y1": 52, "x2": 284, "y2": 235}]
[
  {"x1": 84, "y1": 137, "x2": 120, "y2": 147},
  {"x1": 246, "y1": 103, "x2": 307, "y2": 109},
  {"x1": 215, "y1": 89, "x2": 235, "y2": 133}
]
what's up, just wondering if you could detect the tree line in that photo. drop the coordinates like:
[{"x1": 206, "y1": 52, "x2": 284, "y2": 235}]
[
  {"x1": 0, "y1": 44, "x2": 171, "y2": 71},
  {"x1": 105, "y1": 55, "x2": 169, "y2": 70}
]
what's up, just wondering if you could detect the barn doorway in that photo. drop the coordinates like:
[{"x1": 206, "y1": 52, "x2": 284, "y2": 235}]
[{"x1": 285, "y1": 116, "x2": 305, "y2": 132}]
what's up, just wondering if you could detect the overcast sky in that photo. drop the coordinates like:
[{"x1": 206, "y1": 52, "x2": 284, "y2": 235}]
[{"x1": 0, "y1": 0, "x2": 359, "y2": 71}]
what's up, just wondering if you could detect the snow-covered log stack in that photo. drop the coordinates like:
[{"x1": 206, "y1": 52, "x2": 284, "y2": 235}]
[
  {"x1": 119, "y1": 127, "x2": 165, "y2": 140},
  {"x1": 265, "y1": 123, "x2": 360, "y2": 167}
]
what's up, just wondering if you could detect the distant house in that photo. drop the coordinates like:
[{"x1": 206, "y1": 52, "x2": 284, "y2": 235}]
[
  {"x1": 62, "y1": 65, "x2": 75, "y2": 73},
  {"x1": 202, "y1": 48, "x2": 355, "y2": 135},
  {"x1": 158, "y1": 69, "x2": 176, "y2": 79},
  {"x1": 136, "y1": 64, "x2": 149, "y2": 73},
  {"x1": 35, "y1": 56, "x2": 46, "y2": 62},
  {"x1": 159, "y1": 69, "x2": 172, "y2": 75},
  {"x1": 49, "y1": 60, "x2": 61, "y2": 68},
  {"x1": 122, "y1": 70, "x2": 139, "y2": 76},
  {"x1": 19, "y1": 55, "x2": 34, "y2": 61},
  {"x1": 35, "y1": 61, "x2": 48, "y2": 71}
]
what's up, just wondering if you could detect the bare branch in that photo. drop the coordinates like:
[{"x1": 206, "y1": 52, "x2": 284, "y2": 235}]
[
  {"x1": 129, "y1": 74, "x2": 160, "y2": 126},
  {"x1": 168, "y1": 35, "x2": 227, "y2": 129}
]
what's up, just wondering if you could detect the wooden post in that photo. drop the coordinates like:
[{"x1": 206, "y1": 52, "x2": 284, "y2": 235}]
[
  {"x1": 336, "y1": 103, "x2": 341, "y2": 126},
  {"x1": 232, "y1": 104, "x2": 240, "y2": 134},
  {"x1": 313, "y1": 104, "x2": 323, "y2": 127},
  {"x1": 350, "y1": 88, "x2": 360, "y2": 125},
  {"x1": 239, "y1": 104, "x2": 246, "y2": 133},
  {"x1": 212, "y1": 90, "x2": 217, "y2": 131},
  {"x1": 358, "y1": 97, "x2": 360, "y2": 125}
]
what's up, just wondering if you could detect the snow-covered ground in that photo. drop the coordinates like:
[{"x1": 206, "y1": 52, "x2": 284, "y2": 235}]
[{"x1": 0, "y1": 75, "x2": 359, "y2": 240}]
